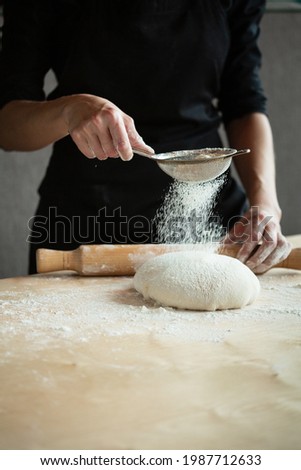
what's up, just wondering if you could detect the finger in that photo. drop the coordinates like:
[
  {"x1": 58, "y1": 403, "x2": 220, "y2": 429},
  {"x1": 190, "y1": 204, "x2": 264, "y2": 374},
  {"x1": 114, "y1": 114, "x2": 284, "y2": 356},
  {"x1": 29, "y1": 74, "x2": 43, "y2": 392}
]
[
  {"x1": 78, "y1": 107, "x2": 118, "y2": 159},
  {"x1": 124, "y1": 115, "x2": 155, "y2": 155},
  {"x1": 236, "y1": 208, "x2": 271, "y2": 263},
  {"x1": 245, "y1": 233, "x2": 277, "y2": 271},
  {"x1": 224, "y1": 207, "x2": 261, "y2": 245},
  {"x1": 252, "y1": 238, "x2": 292, "y2": 274},
  {"x1": 102, "y1": 114, "x2": 133, "y2": 161},
  {"x1": 70, "y1": 129, "x2": 97, "y2": 159},
  {"x1": 87, "y1": 143, "x2": 97, "y2": 158},
  {"x1": 88, "y1": 133, "x2": 108, "y2": 160},
  {"x1": 245, "y1": 221, "x2": 279, "y2": 269},
  {"x1": 236, "y1": 225, "x2": 264, "y2": 264},
  {"x1": 97, "y1": 127, "x2": 119, "y2": 159},
  {"x1": 112, "y1": 122, "x2": 133, "y2": 161},
  {"x1": 224, "y1": 217, "x2": 249, "y2": 245}
]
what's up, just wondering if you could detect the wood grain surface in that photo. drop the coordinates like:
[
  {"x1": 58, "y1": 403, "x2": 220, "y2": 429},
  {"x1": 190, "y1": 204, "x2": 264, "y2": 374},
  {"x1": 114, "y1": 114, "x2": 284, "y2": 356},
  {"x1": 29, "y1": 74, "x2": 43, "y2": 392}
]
[{"x1": 0, "y1": 236, "x2": 301, "y2": 450}]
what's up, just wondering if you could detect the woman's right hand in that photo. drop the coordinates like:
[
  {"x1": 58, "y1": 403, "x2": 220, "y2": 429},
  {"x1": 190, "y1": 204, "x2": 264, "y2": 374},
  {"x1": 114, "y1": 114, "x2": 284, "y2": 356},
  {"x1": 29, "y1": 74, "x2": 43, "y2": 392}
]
[{"x1": 63, "y1": 94, "x2": 154, "y2": 161}]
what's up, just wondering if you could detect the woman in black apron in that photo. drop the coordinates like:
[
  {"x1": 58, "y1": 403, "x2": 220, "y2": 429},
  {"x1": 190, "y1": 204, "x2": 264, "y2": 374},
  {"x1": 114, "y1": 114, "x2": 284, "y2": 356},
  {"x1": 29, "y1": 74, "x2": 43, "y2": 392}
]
[{"x1": 0, "y1": 0, "x2": 291, "y2": 273}]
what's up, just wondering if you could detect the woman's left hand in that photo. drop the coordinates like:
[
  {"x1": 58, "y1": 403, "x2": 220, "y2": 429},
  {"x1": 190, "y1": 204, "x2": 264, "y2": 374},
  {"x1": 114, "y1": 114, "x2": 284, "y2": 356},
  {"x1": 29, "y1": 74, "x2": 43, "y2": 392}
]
[{"x1": 223, "y1": 206, "x2": 292, "y2": 274}]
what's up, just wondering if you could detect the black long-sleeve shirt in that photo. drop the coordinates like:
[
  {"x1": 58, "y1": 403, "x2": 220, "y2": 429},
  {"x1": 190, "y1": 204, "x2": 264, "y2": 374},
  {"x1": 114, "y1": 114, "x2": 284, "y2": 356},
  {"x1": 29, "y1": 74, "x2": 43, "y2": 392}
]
[{"x1": 0, "y1": 0, "x2": 267, "y2": 225}]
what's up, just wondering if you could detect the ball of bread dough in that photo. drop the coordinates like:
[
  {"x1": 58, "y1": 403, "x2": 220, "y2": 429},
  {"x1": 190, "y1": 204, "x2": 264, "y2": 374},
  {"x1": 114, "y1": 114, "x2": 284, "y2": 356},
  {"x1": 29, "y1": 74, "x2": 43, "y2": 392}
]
[{"x1": 133, "y1": 251, "x2": 260, "y2": 311}]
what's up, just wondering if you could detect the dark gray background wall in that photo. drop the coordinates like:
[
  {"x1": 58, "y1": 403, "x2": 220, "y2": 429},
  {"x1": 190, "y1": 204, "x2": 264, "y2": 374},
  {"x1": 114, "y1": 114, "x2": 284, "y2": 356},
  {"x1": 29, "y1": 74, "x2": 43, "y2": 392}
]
[{"x1": 0, "y1": 10, "x2": 301, "y2": 278}]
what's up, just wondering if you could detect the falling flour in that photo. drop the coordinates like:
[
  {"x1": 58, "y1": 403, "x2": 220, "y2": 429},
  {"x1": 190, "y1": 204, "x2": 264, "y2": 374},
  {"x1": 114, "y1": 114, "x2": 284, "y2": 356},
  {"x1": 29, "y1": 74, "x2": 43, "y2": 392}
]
[{"x1": 155, "y1": 175, "x2": 226, "y2": 248}]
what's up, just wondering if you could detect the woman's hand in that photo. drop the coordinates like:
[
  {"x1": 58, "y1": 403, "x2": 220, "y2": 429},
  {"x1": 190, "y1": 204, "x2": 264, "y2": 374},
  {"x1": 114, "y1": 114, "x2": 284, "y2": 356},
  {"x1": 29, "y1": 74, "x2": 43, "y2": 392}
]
[
  {"x1": 224, "y1": 206, "x2": 292, "y2": 273},
  {"x1": 63, "y1": 94, "x2": 154, "y2": 161}
]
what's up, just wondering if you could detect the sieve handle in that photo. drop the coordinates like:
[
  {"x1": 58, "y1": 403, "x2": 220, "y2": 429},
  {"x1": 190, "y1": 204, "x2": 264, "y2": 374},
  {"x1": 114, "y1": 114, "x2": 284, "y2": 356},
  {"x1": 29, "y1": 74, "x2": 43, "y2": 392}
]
[{"x1": 233, "y1": 149, "x2": 251, "y2": 157}]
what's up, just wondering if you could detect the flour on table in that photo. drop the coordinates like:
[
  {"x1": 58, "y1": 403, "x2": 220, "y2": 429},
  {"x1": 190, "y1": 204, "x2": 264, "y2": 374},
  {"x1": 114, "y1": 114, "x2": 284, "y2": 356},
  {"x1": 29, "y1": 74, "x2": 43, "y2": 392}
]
[{"x1": 134, "y1": 251, "x2": 260, "y2": 311}]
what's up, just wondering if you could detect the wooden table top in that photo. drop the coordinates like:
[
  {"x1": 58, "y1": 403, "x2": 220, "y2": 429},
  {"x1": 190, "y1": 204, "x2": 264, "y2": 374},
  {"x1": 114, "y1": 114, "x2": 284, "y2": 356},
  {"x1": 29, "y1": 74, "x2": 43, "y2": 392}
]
[{"x1": 0, "y1": 236, "x2": 301, "y2": 450}]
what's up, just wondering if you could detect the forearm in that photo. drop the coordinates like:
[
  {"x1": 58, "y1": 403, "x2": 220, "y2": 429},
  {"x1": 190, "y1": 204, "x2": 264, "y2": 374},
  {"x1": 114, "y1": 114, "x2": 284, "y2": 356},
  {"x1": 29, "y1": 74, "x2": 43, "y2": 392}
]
[
  {"x1": 0, "y1": 98, "x2": 71, "y2": 151},
  {"x1": 226, "y1": 112, "x2": 281, "y2": 219},
  {"x1": 0, "y1": 94, "x2": 154, "y2": 160}
]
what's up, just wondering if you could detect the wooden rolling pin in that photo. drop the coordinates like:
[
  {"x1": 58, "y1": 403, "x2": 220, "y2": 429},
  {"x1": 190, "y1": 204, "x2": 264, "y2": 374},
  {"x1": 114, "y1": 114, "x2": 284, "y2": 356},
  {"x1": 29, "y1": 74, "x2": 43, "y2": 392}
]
[{"x1": 36, "y1": 244, "x2": 301, "y2": 276}]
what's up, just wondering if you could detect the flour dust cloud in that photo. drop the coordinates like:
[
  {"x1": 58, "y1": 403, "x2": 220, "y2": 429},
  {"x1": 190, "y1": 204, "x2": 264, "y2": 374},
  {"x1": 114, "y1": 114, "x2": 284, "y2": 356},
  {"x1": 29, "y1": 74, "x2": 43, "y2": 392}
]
[{"x1": 155, "y1": 176, "x2": 225, "y2": 248}]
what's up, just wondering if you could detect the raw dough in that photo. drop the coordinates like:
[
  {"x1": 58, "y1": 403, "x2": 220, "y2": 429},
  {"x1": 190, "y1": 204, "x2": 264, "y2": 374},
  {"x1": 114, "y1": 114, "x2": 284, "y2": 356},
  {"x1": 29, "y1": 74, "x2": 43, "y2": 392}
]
[{"x1": 134, "y1": 251, "x2": 260, "y2": 311}]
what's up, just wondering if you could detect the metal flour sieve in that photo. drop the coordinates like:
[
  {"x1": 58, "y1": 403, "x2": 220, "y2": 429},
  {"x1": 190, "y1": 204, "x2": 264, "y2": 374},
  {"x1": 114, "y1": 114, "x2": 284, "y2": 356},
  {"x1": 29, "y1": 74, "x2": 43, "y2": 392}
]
[{"x1": 134, "y1": 147, "x2": 251, "y2": 183}]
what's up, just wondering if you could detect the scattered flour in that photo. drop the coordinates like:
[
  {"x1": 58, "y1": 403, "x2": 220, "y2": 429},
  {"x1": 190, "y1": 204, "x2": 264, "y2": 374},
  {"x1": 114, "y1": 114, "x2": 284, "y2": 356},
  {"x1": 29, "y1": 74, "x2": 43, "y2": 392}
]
[{"x1": 0, "y1": 270, "x2": 300, "y2": 353}]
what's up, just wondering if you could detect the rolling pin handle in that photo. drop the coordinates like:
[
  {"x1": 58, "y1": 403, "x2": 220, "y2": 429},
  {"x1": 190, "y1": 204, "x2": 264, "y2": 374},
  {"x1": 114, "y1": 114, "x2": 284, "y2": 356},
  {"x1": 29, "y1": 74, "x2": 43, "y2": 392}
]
[{"x1": 36, "y1": 248, "x2": 66, "y2": 273}]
